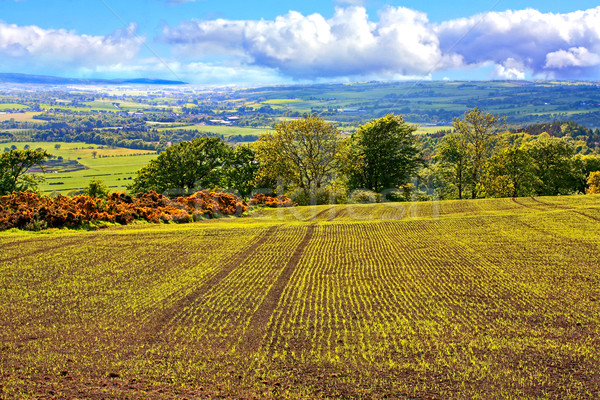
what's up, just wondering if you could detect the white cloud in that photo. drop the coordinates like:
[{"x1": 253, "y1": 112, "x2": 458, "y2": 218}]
[
  {"x1": 492, "y1": 58, "x2": 526, "y2": 79},
  {"x1": 545, "y1": 47, "x2": 600, "y2": 69},
  {"x1": 436, "y1": 7, "x2": 600, "y2": 78},
  {"x1": 0, "y1": 22, "x2": 143, "y2": 71},
  {"x1": 160, "y1": 6, "x2": 600, "y2": 81},
  {"x1": 162, "y1": 6, "x2": 443, "y2": 79}
]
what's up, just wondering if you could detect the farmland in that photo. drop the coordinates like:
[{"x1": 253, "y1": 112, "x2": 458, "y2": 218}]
[
  {"x1": 1, "y1": 195, "x2": 600, "y2": 398},
  {"x1": 2, "y1": 142, "x2": 157, "y2": 194}
]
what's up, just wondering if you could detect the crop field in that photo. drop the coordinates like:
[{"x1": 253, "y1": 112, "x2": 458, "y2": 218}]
[
  {"x1": 156, "y1": 124, "x2": 267, "y2": 138},
  {"x1": 1, "y1": 195, "x2": 600, "y2": 399},
  {"x1": 0, "y1": 104, "x2": 30, "y2": 111},
  {"x1": 3, "y1": 142, "x2": 157, "y2": 194},
  {"x1": 0, "y1": 112, "x2": 44, "y2": 123}
]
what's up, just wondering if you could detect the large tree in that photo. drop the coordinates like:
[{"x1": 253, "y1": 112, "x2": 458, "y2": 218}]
[
  {"x1": 481, "y1": 147, "x2": 538, "y2": 198},
  {"x1": 453, "y1": 107, "x2": 505, "y2": 199},
  {"x1": 129, "y1": 137, "x2": 230, "y2": 195},
  {"x1": 346, "y1": 114, "x2": 423, "y2": 192},
  {"x1": 0, "y1": 149, "x2": 50, "y2": 195},
  {"x1": 226, "y1": 144, "x2": 260, "y2": 198},
  {"x1": 524, "y1": 135, "x2": 578, "y2": 196},
  {"x1": 254, "y1": 115, "x2": 342, "y2": 191},
  {"x1": 435, "y1": 134, "x2": 470, "y2": 199}
]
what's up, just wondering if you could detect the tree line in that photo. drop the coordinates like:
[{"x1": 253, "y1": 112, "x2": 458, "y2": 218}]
[{"x1": 2, "y1": 108, "x2": 600, "y2": 201}]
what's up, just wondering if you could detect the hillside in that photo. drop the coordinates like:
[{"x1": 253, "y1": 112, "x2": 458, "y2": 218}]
[{"x1": 1, "y1": 196, "x2": 600, "y2": 398}]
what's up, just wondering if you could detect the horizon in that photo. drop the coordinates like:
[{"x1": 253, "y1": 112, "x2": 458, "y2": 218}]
[{"x1": 1, "y1": 1, "x2": 600, "y2": 84}]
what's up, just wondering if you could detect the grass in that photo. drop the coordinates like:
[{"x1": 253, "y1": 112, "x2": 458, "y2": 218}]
[
  {"x1": 157, "y1": 124, "x2": 268, "y2": 137},
  {"x1": 1, "y1": 195, "x2": 599, "y2": 398},
  {"x1": 0, "y1": 103, "x2": 30, "y2": 111},
  {"x1": 2, "y1": 142, "x2": 157, "y2": 194},
  {"x1": 415, "y1": 125, "x2": 453, "y2": 134}
]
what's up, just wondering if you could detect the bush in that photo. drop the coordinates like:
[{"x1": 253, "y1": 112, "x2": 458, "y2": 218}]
[
  {"x1": 349, "y1": 189, "x2": 380, "y2": 204},
  {"x1": 249, "y1": 193, "x2": 295, "y2": 208},
  {"x1": 587, "y1": 171, "x2": 600, "y2": 194},
  {"x1": 0, "y1": 190, "x2": 248, "y2": 231}
]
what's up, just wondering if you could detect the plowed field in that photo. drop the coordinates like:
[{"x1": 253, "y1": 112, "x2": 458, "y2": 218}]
[{"x1": 1, "y1": 196, "x2": 600, "y2": 399}]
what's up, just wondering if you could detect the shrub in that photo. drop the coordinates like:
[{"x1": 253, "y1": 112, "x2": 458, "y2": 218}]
[
  {"x1": 0, "y1": 190, "x2": 248, "y2": 231},
  {"x1": 349, "y1": 189, "x2": 380, "y2": 204},
  {"x1": 587, "y1": 171, "x2": 600, "y2": 194},
  {"x1": 249, "y1": 193, "x2": 295, "y2": 208}
]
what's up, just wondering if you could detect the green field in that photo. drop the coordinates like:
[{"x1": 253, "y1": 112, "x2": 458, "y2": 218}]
[
  {"x1": 3, "y1": 142, "x2": 156, "y2": 194},
  {"x1": 0, "y1": 104, "x2": 30, "y2": 111},
  {"x1": 157, "y1": 124, "x2": 268, "y2": 137},
  {"x1": 1, "y1": 195, "x2": 600, "y2": 398}
]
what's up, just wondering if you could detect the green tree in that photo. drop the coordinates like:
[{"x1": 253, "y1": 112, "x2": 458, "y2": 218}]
[
  {"x1": 54, "y1": 143, "x2": 61, "y2": 150},
  {"x1": 83, "y1": 179, "x2": 110, "y2": 199},
  {"x1": 434, "y1": 134, "x2": 470, "y2": 199},
  {"x1": 129, "y1": 137, "x2": 230, "y2": 195},
  {"x1": 345, "y1": 114, "x2": 423, "y2": 192},
  {"x1": 481, "y1": 147, "x2": 538, "y2": 198},
  {"x1": 0, "y1": 149, "x2": 50, "y2": 195},
  {"x1": 524, "y1": 135, "x2": 578, "y2": 195},
  {"x1": 226, "y1": 144, "x2": 259, "y2": 198},
  {"x1": 453, "y1": 107, "x2": 504, "y2": 198},
  {"x1": 254, "y1": 115, "x2": 342, "y2": 191}
]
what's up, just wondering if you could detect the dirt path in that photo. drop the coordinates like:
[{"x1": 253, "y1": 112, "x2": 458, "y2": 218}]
[{"x1": 241, "y1": 224, "x2": 315, "y2": 352}]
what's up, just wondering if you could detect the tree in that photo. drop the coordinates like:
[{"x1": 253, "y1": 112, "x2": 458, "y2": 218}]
[
  {"x1": 129, "y1": 137, "x2": 230, "y2": 195},
  {"x1": 453, "y1": 107, "x2": 504, "y2": 198},
  {"x1": 226, "y1": 144, "x2": 259, "y2": 199},
  {"x1": 54, "y1": 144, "x2": 61, "y2": 150},
  {"x1": 0, "y1": 149, "x2": 50, "y2": 195},
  {"x1": 345, "y1": 114, "x2": 423, "y2": 192},
  {"x1": 91, "y1": 150, "x2": 98, "y2": 159},
  {"x1": 254, "y1": 115, "x2": 342, "y2": 191},
  {"x1": 435, "y1": 134, "x2": 469, "y2": 199},
  {"x1": 481, "y1": 147, "x2": 538, "y2": 198},
  {"x1": 524, "y1": 135, "x2": 578, "y2": 195},
  {"x1": 83, "y1": 179, "x2": 109, "y2": 199},
  {"x1": 587, "y1": 171, "x2": 600, "y2": 194}
]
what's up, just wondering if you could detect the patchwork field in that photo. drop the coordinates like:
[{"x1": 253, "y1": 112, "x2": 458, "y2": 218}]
[
  {"x1": 2, "y1": 142, "x2": 157, "y2": 194},
  {"x1": 1, "y1": 196, "x2": 600, "y2": 399}
]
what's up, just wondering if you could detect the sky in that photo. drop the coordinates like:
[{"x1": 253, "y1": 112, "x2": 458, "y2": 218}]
[{"x1": 1, "y1": 0, "x2": 600, "y2": 84}]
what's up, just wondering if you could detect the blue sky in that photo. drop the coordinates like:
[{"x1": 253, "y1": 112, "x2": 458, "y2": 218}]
[{"x1": 1, "y1": 0, "x2": 600, "y2": 84}]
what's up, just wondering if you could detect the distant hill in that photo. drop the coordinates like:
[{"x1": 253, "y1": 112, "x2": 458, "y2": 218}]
[{"x1": 0, "y1": 73, "x2": 187, "y2": 86}]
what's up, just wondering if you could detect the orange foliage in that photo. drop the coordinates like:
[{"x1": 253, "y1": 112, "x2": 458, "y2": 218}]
[
  {"x1": 0, "y1": 190, "x2": 248, "y2": 230},
  {"x1": 249, "y1": 193, "x2": 295, "y2": 208}
]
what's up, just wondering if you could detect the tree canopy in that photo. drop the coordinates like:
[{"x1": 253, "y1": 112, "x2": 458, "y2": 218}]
[
  {"x1": 345, "y1": 114, "x2": 423, "y2": 192},
  {"x1": 254, "y1": 115, "x2": 342, "y2": 191},
  {"x1": 129, "y1": 137, "x2": 231, "y2": 195},
  {"x1": 0, "y1": 149, "x2": 50, "y2": 195},
  {"x1": 453, "y1": 107, "x2": 505, "y2": 198}
]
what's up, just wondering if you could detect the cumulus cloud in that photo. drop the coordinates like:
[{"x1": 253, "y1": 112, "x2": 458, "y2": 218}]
[
  {"x1": 0, "y1": 22, "x2": 143, "y2": 71},
  {"x1": 160, "y1": 6, "x2": 600, "y2": 81},
  {"x1": 161, "y1": 6, "x2": 443, "y2": 79},
  {"x1": 545, "y1": 47, "x2": 600, "y2": 69},
  {"x1": 436, "y1": 7, "x2": 600, "y2": 78}
]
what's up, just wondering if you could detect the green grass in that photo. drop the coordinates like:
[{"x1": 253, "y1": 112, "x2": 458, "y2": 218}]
[
  {"x1": 0, "y1": 103, "x2": 30, "y2": 111},
  {"x1": 3, "y1": 141, "x2": 156, "y2": 194},
  {"x1": 415, "y1": 125, "x2": 453, "y2": 134},
  {"x1": 157, "y1": 124, "x2": 268, "y2": 137},
  {"x1": 1, "y1": 195, "x2": 599, "y2": 398}
]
